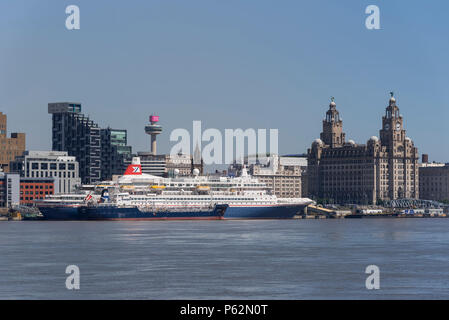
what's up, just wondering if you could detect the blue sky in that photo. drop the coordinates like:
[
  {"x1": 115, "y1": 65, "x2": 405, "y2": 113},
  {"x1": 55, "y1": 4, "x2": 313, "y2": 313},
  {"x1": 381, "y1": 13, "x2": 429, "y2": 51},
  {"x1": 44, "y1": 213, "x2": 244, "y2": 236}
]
[{"x1": 1, "y1": 0, "x2": 448, "y2": 163}]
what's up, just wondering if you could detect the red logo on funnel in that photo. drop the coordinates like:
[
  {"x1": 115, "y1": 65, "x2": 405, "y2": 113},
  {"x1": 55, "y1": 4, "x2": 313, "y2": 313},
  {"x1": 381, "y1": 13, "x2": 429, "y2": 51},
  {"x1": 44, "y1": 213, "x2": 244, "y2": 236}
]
[{"x1": 124, "y1": 164, "x2": 142, "y2": 175}]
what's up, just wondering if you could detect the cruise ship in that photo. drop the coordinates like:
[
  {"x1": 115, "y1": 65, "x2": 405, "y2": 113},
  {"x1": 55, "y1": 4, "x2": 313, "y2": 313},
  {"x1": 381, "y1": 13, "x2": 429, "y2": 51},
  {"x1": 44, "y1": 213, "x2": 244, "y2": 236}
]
[
  {"x1": 93, "y1": 157, "x2": 313, "y2": 219},
  {"x1": 35, "y1": 157, "x2": 313, "y2": 220},
  {"x1": 35, "y1": 187, "x2": 229, "y2": 220}
]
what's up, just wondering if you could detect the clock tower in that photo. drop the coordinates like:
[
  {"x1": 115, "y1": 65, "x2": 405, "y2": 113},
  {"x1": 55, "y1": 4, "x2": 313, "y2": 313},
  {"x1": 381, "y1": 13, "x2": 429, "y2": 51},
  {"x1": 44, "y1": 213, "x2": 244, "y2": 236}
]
[
  {"x1": 320, "y1": 97, "x2": 345, "y2": 147},
  {"x1": 308, "y1": 92, "x2": 419, "y2": 204},
  {"x1": 377, "y1": 92, "x2": 419, "y2": 200},
  {"x1": 380, "y1": 92, "x2": 406, "y2": 152}
]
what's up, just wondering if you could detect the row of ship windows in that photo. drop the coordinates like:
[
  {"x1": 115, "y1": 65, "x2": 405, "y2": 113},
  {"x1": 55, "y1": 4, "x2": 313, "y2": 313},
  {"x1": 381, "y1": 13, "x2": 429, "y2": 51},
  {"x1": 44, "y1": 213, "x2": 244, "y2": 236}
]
[
  {"x1": 129, "y1": 198, "x2": 255, "y2": 201},
  {"x1": 166, "y1": 184, "x2": 264, "y2": 187}
]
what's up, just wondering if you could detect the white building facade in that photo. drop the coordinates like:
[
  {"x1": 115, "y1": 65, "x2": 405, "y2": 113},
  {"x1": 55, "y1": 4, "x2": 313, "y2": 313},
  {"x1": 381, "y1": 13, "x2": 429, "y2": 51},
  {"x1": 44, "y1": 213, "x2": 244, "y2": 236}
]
[{"x1": 10, "y1": 151, "x2": 81, "y2": 194}]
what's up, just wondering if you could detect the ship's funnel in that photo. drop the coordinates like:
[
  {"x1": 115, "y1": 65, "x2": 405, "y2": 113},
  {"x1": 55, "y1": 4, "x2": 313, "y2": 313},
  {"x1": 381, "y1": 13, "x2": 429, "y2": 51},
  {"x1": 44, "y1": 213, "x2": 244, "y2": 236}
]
[{"x1": 124, "y1": 157, "x2": 142, "y2": 175}]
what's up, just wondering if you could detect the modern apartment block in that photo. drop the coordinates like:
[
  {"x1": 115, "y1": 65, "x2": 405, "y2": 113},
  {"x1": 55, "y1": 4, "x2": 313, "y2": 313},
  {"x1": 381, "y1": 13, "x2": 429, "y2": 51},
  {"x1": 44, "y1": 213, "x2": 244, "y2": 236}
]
[
  {"x1": 100, "y1": 128, "x2": 132, "y2": 180},
  {"x1": 48, "y1": 102, "x2": 101, "y2": 184},
  {"x1": 307, "y1": 94, "x2": 419, "y2": 204},
  {"x1": 0, "y1": 112, "x2": 25, "y2": 173},
  {"x1": 10, "y1": 151, "x2": 81, "y2": 194},
  {"x1": 419, "y1": 155, "x2": 449, "y2": 203},
  {"x1": 49, "y1": 103, "x2": 133, "y2": 184}
]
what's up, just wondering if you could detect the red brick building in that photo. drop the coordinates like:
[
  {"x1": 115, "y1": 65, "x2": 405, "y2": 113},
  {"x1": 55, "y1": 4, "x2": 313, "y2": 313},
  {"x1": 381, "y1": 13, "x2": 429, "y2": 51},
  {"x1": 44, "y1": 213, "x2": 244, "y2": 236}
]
[{"x1": 19, "y1": 178, "x2": 54, "y2": 205}]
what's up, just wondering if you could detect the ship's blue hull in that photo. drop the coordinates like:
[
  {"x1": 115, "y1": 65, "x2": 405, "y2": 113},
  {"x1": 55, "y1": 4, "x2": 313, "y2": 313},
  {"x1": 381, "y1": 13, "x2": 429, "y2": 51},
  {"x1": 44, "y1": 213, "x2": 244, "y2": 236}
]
[
  {"x1": 224, "y1": 204, "x2": 306, "y2": 219},
  {"x1": 78, "y1": 204, "x2": 228, "y2": 220},
  {"x1": 38, "y1": 203, "x2": 306, "y2": 220},
  {"x1": 38, "y1": 206, "x2": 80, "y2": 220}
]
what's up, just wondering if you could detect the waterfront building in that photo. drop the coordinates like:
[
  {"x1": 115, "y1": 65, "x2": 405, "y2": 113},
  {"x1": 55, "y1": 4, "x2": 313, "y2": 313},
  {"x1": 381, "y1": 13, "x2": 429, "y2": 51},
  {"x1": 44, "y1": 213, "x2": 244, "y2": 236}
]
[
  {"x1": 251, "y1": 155, "x2": 305, "y2": 198},
  {"x1": 48, "y1": 103, "x2": 101, "y2": 184},
  {"x1": 0, "y1": 171, "x2": 20, "y2": 207},
  {"x1": 10, "y1": 151, "x2": 81, "y2": 194},
  {"x1": 19, "y1": 177, "x2": 55, "y2": 205},
  {"x1": 166, "y1": 153, "x2": 194, "y2": 176},
  {"x1": 282, "y1": 154, "x2": 309, "y2": 197},
  {"x1": 419, "y1": 155, "x2": 449, "y2": 203},
  {"x1": 100, "y1": 128, "x2": 132, "y2": 180},
  {"x1": 48, "y1": 103, "x2": 132, "y2": 184},
  {"x1": 228, "y1": 154, "x2": 307, "y2": 198},
  {"x1": 0, "y1": 172, "x2": 51, "y2": 207},
  {"x1": 307, "y1": 94, "x2": 419, "y2": 204},
  {"x1": 0, "y1": 112, "x2": 25, "y2": 173}
]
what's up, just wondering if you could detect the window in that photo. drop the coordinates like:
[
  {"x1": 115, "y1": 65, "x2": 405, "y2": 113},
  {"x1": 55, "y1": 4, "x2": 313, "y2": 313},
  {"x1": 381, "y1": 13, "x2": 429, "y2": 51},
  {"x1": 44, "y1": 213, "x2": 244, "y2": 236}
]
[{"x1": 59, "y1": 163, "x2": 66, "y2": 170}]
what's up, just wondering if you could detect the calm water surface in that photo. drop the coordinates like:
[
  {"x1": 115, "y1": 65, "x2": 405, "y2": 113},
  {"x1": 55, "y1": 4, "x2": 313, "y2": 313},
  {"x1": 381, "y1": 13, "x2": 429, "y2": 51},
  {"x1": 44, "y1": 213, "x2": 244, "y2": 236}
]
[{"x1": 1, "y1": 219, "x2": 449, "y2": 299}]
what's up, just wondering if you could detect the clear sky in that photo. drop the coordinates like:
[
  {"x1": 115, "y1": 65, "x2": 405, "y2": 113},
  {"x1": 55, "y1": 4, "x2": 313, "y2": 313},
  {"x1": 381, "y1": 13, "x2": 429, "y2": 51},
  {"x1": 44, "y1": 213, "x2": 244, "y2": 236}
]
[{"x1": 1, "y1": 0, "x2": 448, "y2": 164}]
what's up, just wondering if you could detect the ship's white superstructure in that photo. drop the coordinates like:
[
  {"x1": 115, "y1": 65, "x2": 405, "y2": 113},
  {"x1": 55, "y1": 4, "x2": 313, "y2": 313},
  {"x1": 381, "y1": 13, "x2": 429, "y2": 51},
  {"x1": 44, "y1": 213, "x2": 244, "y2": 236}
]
[
  {"x1": 36, "y1": 157, "x2": 313, "y2": 219},
  {"x1": 92, "y1": 157, "x2": 314, "y2": 218},
  {"x1": 34, "y1": 193, "x2": 88, "y2": 207}
]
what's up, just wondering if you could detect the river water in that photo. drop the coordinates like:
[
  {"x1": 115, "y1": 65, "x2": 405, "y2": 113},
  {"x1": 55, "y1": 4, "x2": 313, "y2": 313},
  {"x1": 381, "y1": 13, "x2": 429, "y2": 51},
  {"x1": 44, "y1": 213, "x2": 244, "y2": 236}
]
[{"x1": 1, "y1": 219, "x2": 448, "y2": 299}]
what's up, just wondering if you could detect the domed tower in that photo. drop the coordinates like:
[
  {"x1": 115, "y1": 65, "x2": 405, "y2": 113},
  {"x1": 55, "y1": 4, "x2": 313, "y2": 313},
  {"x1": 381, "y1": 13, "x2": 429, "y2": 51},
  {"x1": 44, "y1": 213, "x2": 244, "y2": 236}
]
[
  {"x1": 320, "y1": 97, "x2": 345, "y2": 147},
  {"x1": 380, "y1": 92, "x2": 405, "y2": 150},
  {"x1": 145, "y1": 115, "x2": 162, "y2": 155},
  {"x1": 378, "y1": 92, "x2": 419, "y2": 200}
]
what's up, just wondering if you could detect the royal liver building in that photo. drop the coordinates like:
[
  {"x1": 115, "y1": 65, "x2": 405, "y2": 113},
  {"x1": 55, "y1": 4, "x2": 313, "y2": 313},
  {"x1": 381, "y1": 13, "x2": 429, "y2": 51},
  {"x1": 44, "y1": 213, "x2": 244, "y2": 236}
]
[{"x1": 307, "y1": 94, "x2": 419, "y2": 204}]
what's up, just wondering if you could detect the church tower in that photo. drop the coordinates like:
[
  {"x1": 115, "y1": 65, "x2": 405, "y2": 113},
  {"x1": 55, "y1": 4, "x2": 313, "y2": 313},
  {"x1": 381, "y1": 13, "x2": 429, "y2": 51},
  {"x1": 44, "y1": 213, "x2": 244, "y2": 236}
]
[{"x1": 320, "y1": 97, "x2": 345, "y2": 147}]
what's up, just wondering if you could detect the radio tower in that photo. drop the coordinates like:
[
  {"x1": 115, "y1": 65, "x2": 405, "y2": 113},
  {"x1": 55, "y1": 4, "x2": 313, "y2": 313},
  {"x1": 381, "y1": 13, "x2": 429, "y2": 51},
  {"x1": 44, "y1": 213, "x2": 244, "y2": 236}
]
[{"x1": 145, "y1": 114, "x2": 162, "y2": 155}]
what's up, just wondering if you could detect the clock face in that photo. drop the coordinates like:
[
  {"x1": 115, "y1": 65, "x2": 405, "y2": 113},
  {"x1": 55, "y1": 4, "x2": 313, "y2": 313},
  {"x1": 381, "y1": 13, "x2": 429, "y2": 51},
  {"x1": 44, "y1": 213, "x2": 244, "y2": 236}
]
[
  {"x1": 396, "y1": 122, "x2": 401, "y2": 130},
  {"x1": 385, "y1": 123, "x2": 390, "y2": 130}
]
